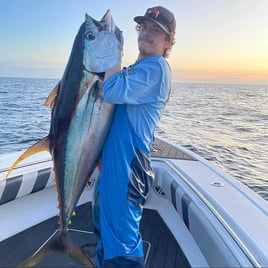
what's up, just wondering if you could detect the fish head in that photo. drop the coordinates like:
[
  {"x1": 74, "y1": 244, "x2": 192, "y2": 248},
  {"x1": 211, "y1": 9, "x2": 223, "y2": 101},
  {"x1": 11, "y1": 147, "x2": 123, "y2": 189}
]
[{"x1": 83, "y1": 10, "x2": 123, "y2": 73}]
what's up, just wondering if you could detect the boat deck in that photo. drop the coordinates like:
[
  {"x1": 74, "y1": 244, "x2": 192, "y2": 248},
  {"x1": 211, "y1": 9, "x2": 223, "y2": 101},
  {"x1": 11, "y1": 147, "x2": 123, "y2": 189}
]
[
  {"x1": 0, "y1": 138, "x2": 192, "y2": 267},
  {"x1": 150, "y1": 138, "x2": 193, "y2": 160},
  {"x1": 0, "y1": 202, "x2": 189, "y2": 268}
]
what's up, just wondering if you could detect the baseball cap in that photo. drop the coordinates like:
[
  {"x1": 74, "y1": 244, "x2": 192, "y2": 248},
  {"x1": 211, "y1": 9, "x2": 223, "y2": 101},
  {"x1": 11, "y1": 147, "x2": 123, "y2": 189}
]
[{"x1": 134, "y1": 6, "x2": 176, "y2": 35}]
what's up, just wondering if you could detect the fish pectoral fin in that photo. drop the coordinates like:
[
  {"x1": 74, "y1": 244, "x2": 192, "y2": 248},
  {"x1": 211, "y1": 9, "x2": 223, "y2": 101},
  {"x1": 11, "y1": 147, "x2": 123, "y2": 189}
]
[
  {"x1": 5, "y1": 136, "x2": 50, "y2": 179},
  {"x1": 44, "y1": 81, "x2": 60, "y2": 109}
]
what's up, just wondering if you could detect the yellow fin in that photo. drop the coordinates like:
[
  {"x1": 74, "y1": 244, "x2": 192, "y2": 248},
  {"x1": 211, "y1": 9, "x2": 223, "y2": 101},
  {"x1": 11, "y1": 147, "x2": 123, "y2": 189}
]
[
  {"x1": 5, "y1": 136, "x2": 50, "y2": 179},
  {"x1": 44, "y1": 81, "x2": 60, "y2": 109}
]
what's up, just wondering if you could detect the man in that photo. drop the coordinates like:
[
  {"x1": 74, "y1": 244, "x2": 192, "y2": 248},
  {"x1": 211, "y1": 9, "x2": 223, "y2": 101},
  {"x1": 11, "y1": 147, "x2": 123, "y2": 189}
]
[{"x1": 94, "y1": 6, "x2": 176, "y2": 268}]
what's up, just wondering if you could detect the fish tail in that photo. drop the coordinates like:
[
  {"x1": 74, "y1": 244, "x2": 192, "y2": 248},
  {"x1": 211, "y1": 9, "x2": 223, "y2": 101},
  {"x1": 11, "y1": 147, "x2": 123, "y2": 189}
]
[
  {"x1": 63, "y1": 237, "x2": 94, "y2": 267},
  {"x1": 17, "y1": 247, "x2": 49, "y2": 267},
  {"x1": 5, "y1": 136, "x2": 50, "y2": 179},
  {"x1": 18, "y1": 231, "x2": 94, "y2": 267}
]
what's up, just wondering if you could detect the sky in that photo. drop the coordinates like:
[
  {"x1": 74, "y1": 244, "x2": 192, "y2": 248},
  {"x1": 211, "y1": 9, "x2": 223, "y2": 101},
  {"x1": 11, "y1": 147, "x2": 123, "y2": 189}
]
[{"x1": 0, "y1": 0, "x2": 268, "y2": 84}]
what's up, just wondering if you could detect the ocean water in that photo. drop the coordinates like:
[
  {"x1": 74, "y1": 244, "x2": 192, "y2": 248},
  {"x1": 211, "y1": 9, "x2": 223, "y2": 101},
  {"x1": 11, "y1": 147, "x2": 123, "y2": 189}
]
[
  {"x1": 0, "y1": 77, "x2": 267, "y2": 201},
  {"x1": 158, "y1": 83, "x2": 268, "y2": 201}
]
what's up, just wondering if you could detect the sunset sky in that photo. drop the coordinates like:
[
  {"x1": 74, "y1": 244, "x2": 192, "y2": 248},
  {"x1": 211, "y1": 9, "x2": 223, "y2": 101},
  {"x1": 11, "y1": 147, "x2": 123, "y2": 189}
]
[{"x1": 1, "y1": 0, "x2": 268, "y2": 84}]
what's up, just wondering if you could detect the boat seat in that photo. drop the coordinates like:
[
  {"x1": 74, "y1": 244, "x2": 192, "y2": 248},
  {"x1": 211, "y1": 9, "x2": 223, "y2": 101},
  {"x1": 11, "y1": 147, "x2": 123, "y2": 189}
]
[{"x1": 151, "y1": 160, "x2": 252, "y2": 267}]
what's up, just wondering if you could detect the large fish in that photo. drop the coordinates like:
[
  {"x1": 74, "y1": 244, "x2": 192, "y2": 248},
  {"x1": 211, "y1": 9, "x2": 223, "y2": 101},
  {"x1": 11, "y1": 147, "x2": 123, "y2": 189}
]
[{"x1": 5, "y1": 10, "x2": 123, "y2": 267}]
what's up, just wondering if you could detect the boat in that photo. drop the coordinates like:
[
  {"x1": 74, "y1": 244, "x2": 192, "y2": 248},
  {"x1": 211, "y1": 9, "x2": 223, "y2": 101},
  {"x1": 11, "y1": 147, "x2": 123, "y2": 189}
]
[{"x1": 0, "y1": 137, "x2": 267, "y2": 267}]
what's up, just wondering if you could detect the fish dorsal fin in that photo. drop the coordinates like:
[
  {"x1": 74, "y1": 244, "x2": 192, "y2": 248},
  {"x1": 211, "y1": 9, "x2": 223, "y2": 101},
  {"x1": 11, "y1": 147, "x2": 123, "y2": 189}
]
[
  {"x1": 5, "y1": 136, "x2": 50, "y2": 179},
  {"x1": 101, "y1": 10, "x2": 115, "y2": 33},
  {"x1": 45, "y1": 81, "x2": 60, "y2": 109}
]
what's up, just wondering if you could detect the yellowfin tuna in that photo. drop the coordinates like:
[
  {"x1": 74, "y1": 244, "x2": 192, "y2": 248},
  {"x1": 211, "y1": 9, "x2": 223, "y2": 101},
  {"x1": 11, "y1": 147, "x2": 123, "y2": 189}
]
[{"x1": 6, "y1": 10, "x2": 123, "y2": 267}]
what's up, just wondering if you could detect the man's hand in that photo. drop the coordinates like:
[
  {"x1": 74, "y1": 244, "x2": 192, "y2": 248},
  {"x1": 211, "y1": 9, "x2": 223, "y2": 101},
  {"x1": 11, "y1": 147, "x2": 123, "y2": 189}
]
[{"x1": 104, "y1": 65, "x2": 121, "y2": 81}]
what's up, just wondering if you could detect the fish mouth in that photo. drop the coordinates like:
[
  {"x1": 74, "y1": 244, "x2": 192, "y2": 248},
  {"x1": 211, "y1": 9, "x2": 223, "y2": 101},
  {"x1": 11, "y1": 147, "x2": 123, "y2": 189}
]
[{"x1": 83, "y1": 64, "x2": 105, "y2": 80}]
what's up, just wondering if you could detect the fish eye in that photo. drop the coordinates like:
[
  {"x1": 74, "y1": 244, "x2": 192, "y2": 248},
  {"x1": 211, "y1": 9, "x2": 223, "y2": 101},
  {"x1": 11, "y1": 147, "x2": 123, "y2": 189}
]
[{"x1": 86, "y1": 31, "x2": 95, "y2": 41}]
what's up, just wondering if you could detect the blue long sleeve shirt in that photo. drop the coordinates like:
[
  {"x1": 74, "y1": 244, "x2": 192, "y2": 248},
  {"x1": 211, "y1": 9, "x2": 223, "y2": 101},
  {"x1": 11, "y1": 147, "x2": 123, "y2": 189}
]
[{"x1": 102, "y1": 55, "x2": 171, "y2": 149}]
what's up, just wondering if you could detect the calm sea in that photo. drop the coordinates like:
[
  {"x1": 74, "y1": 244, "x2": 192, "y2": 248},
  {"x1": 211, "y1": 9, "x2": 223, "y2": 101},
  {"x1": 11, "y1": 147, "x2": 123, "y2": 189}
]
[{"x1": 0, "y1": 77, "x2": 267, "y2": 201}]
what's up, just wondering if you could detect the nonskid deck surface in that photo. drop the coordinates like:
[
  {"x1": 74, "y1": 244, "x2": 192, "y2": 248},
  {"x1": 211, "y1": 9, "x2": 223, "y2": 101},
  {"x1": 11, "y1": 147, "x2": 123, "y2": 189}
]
[
  {"x1": 151, "y1": 138, "x2": 193, "y2": 160},
  {"x1": 0, "y1": 202, "x2": 189, "y2": 268}
]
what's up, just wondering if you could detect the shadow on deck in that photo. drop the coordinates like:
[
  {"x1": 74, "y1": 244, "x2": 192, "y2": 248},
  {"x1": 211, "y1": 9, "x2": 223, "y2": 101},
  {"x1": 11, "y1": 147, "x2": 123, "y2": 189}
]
[{"x1": 0, "y1": 202, "x2": 189, "y2": 268}]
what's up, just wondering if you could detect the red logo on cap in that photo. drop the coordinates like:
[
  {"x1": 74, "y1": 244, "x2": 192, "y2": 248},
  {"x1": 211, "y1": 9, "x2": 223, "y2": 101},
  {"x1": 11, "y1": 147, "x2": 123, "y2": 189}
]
[{"x1": 153, "y1": 8, "x2": 160, "y2": 18}]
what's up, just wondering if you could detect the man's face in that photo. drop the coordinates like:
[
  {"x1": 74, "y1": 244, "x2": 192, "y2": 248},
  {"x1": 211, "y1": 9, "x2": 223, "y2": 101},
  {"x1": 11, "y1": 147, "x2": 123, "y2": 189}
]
[{"x1": 137, "y1": 20, "x2": 171, "y2": 59}]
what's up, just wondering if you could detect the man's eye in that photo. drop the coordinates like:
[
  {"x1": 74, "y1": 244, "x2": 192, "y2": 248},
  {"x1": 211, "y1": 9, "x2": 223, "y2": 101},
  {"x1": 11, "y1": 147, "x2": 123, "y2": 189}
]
[{"x1": 140, "y1": 24, "x2": 146, "y2": 30}]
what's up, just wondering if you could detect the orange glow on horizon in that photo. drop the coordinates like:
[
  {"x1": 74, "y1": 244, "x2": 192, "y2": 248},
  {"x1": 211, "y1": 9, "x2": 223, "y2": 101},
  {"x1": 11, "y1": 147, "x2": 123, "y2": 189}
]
[{"x1": 171, "y1": 68, "x2": 268, "y2": 84}]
